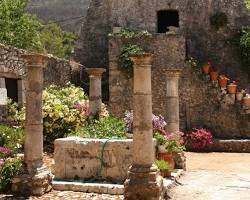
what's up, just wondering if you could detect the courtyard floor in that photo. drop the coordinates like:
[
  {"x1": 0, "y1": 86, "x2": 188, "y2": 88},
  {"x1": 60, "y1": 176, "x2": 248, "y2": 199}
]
[
  {"x1": 169, "y1": 152, "x2": 250, "y2": 200},
  {"x1": 1, "y1": 152, "x2": 250, "y2": 200}
]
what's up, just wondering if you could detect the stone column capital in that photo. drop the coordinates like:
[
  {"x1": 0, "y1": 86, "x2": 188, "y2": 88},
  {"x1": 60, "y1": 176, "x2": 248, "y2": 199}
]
[
  {"x1": 129, "y1": 53, "x2": 153, "y2": 66},
  {"x1": 21, "y1": 54, "x2": 49, "y2": 68},
  {"x1": 85, "y1": 68, "x2": 106, "y2": 77},
  {"x1": 165, "y1": 69, "x2": 182, "y2": 78}
]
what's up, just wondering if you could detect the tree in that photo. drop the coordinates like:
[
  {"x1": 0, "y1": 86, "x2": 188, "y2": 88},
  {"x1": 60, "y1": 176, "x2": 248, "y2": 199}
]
[
  {"x1": 40, "y1": 22, "x2": 77, "y2": 58},
  {"x1": 0, "y1": 0, "x2": 42, "y2": 51},
  {"x1": 0, "y1": 0, "x2": 77, "y2": 58},
  {"x1": 247, "y1": 0, "x2": 250, "y2": 11}
]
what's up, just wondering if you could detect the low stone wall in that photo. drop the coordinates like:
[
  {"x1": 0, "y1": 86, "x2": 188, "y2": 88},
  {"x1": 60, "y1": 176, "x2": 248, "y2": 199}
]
[
  {"x1": 54, "y1": 137, "x2": 139, "y2": 182},
  {"x1": 202, "y1": 139, "x2": 250, "y2": 153},
  {"x1": 0, "y1": 43, "x2": 82, "y2": 87}
]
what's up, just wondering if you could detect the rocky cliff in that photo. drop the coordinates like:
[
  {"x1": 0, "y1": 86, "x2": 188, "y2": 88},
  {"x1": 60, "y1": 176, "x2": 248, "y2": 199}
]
[{"x1": 27, "y1": 0, "x2": 90, "y2": 34}]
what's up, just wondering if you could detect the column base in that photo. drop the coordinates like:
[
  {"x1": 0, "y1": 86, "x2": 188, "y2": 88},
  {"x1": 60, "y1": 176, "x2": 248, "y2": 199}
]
[
  {"x1": 11, "y1": 165, "x2": 52, "y2": 196},
  {"x1": 124, "y1": 165, "x2": 164, "y2": 200}
]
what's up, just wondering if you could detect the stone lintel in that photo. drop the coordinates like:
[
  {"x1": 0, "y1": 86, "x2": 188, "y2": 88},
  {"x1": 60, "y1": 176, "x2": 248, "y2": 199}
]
[
  {"x1": 21, "y1": 54, "x2": 49, "y2": 68},
  {"x1": 85, "y1": 68, "x2": 106, "y2": 77},
  {"x1": 129, "y1": 53, "x2": 153, "y2": 66}
]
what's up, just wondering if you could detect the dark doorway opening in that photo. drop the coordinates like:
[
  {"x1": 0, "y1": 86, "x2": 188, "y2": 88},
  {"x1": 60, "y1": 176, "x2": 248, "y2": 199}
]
[
  {"x1": 5, "y1": 78, "x2": 18, "y2": 103},
  {"x1": 157, "y1": 10, "x2": 179, "y2": 33}
]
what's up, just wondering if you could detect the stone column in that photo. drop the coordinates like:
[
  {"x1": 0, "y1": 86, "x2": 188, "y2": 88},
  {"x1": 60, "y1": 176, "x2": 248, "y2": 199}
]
[
  {"x1": 12, "y1": 54, "x2": 52, "y2": 196},
  {"x1": 124, "y1": 54, "x2": 163, "y2": 200},
  {"x1": 85, "y1": 68, "x2": 106, "y2": 116},
  {"x1": 0, "y1": 77, "x2": 8, "y2": 119},
  {"x1": 165, "y1": 69, "x2": 182, "y2": 133}
]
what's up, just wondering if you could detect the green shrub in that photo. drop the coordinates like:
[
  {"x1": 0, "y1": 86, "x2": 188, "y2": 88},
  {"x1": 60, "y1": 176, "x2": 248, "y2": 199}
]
[
  {"x1": 0, "y1": 158, "x2": 22, "y2": 192},
  {"x1": 0, "y1": 126, "x2": 24, "y2": 153},
  {"x1": 210, "y1": 12, "x2": 228, "y2": 30},
  {"x1": 239, "y1": 26, "x2": 250, "y2": 77},
  {"x1": 118, "y1": 45, "x2": 146, "y2": 78},
  {"x1": 70, "y1": 117, "x2": 127, "y2": 139},
  {"x1": 18, "y1": 84, "x2": 109, "y2": 143},
  {"x1": 154, "y1": 159, "x2": 172, "y2": 172},
  {"x1": 111, "y1": 28, "x2": 152, "y2": 38},
  {"x1": 7, "y1": 98, "x2": 19, "y2": 121}
]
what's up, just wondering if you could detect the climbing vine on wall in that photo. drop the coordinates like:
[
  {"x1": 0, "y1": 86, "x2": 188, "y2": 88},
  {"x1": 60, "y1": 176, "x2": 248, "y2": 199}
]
[{"x1": 118, "y1": 45, "x2": 146, "y2": 78}]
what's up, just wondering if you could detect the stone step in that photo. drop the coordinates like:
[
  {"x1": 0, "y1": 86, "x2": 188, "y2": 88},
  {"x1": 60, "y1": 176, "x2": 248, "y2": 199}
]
[
  {"x1": 52, "y1": 170, "x2": 184, "y2": 195},
  {"x1": 202, "y1": 139, "x2": 250, "y2": 153}
]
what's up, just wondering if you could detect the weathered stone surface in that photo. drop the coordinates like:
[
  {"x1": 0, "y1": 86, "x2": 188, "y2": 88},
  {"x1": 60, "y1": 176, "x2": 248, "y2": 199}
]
[
  {"x1": 54, "y1": 137, "x2": 147, "y2": 182},
  {"x1": 76, "y1": 0, "x2": 250, "y2": 82},
  {"x1": 76, "y1": 0, "x2": 250, "y2": 139},
  {"x1": 202, "y1": 139, "x2": 250, "y2": 153},
  {"x1": 0, "y1": 43, "x2": 81, "y2": 88},
  {"x1": 27, "y1": 0, "x2": 91, "y2": 34},
  {"x1": 11, "y1": 166, "x2": 52, "y2": 196}
]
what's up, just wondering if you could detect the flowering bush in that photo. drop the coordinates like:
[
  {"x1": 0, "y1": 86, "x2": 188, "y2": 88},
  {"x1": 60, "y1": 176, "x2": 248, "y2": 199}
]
[
  {"x1": 0, "y1": 147, "x2": 12, "y2": 159},
  {"x1": 17, "y1": 84, "x2": 109, "y2": 143},
  {"x1": 0, "y1": 158, "x2": 22, "y2": 192},
  {"x1": 164, "y1": 132, "x2": 185, "y2": 153},
  {"x1": 0, "y1": 126, "x2": 24, "y2": 153},
  {"x1": 124, "y1": 111, "x2": 167, "y2": 133},
  {"x1": 186, "y1": 128, "x2": 213, "y2": 150}
]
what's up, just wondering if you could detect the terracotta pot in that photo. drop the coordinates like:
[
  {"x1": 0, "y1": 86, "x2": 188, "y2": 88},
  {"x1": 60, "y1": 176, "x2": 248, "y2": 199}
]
[
  {"x1": 210, "y1": 71, "x2": 218, "y2": 81},
  {"x1": 236, "y1": 92, "x2": 244, "y2": 101},
  {"x1": 161, "y1": 171, "x2": 171, "y2": 178},
  {"x1": 227, "y1": 84, "x2": 237, "y2": 94},
  {"x1": 202, "y1": 64, "x2": 210, "y2": 74},
  {"x1": 218, "y1": 78, "x2": 228, "y2": 88},
  {"x1": 243, "y1": 97, "x2": 250, "y2": 107},
  {"x1": 158, "y1": 153, "x2": 175, "y2": 170}
]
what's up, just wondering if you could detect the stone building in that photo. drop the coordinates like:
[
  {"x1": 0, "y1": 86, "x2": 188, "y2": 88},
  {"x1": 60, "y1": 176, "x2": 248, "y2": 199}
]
[
  {"x1": 0, "y1": 43, "x2": 82, "y2": 124},
  {"x1": 75, "y1": 0, "x2": 250, "y2": 138}
]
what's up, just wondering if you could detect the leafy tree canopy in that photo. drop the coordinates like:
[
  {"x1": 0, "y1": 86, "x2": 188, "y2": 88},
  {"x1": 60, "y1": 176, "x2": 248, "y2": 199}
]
[{"x1": 0, "y1": 0, "x2": 76, "y2": 58}]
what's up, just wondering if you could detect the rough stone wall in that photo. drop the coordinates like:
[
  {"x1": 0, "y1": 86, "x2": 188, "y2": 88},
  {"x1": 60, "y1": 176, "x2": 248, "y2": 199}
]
[
  {"x1": 76, "y1": 0, "x2": 250, "y2": 86},
  {"x1": 0, "y1": 43, "x2": 81, "y2": 87},
  {"x1": 109, "y1": 34, "x2": 185, "y2": 118},
  {"x1": 179, "y1": 66, "x2": 250, "y2": 139},
  {"x1": 109, "y1": 34, "x2": 250, "y2": 139}
]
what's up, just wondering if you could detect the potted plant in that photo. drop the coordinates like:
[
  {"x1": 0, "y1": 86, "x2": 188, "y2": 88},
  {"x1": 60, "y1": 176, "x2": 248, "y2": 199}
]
[
  {"x1": 210, "y1": 67, "x2": 218, "y2": 81},
  {"x1": 218, "y1": 75, "x2": 229, "y2": 88},
  {"x1": 154, "y1": 132, "x2": 167, "y2": 153},
  {"x1": 155, "y1": 159, "x2": 173, "y2": 177},
  {"x1": 202, "y1": 62, "x2": 211, "y2": 74},
  {"x1": 158, "y1": 132, "x2": 185, "y2": 170},
  {"x1": 227, "y1": 81, "x2": 237, "y2": 94},
  {"x1": 236, "y1": 89, "x2": 245, "y2": 101},
  {"x1": 243, "y1": 94, "x2": 250, "y2": 108},
  {"x1": 185, "y1": 128, "x2": 213, "y2": 151}
]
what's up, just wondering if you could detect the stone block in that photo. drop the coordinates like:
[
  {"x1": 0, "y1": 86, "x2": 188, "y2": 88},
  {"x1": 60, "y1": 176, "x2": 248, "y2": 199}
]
[{"x1": 54, "y1": 137, "x2": 157, "y2": 182}]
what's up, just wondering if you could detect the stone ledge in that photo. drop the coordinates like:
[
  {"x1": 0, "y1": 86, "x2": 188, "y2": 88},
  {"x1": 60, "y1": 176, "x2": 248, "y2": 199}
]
[
  {"x1": 192, "y1": 139, "x2": 250, "y2": 153},
  {"x1": 52, "y1": 170, "x2": 184, "y2": 195},
  {"x1": 52, "y1": 181, "x2": 124, "y2": 195}
]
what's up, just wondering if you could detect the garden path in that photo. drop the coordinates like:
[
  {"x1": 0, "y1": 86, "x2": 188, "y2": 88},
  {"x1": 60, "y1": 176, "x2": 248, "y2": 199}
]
[{"x1": 169, "y1": 152, "x2": 250, "y2": 200}]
